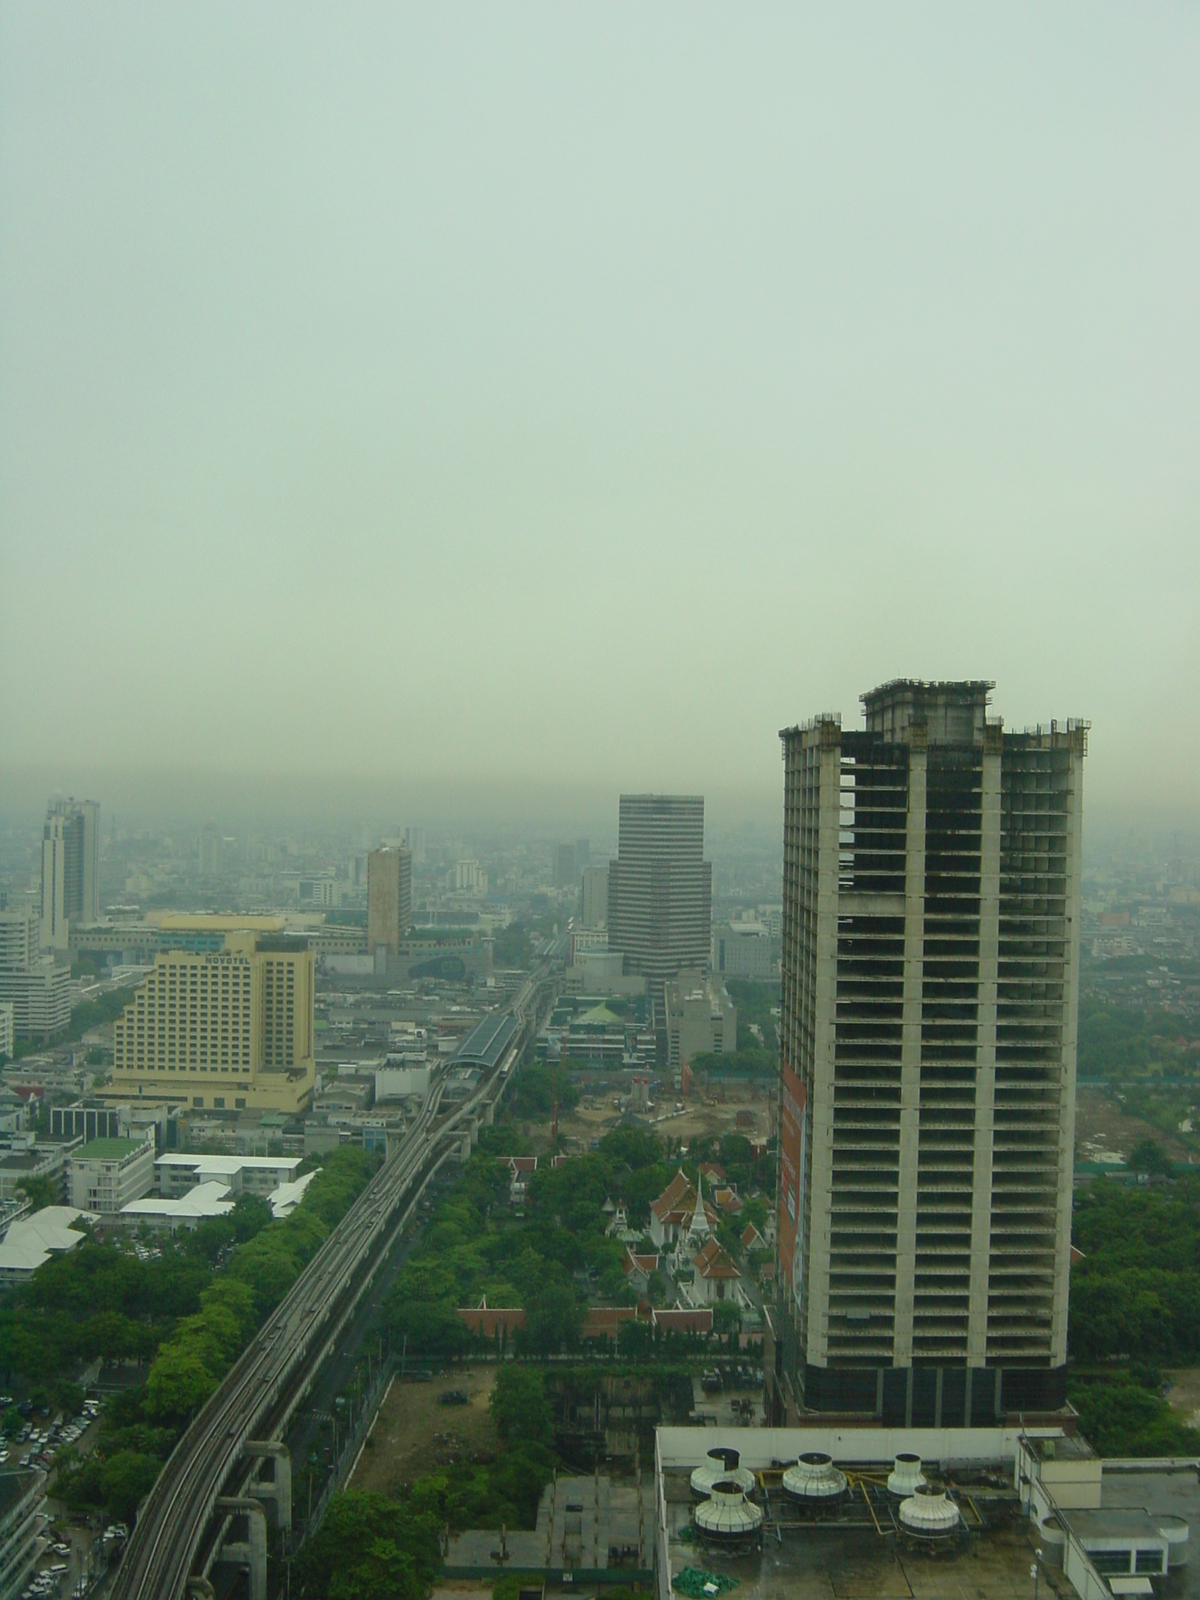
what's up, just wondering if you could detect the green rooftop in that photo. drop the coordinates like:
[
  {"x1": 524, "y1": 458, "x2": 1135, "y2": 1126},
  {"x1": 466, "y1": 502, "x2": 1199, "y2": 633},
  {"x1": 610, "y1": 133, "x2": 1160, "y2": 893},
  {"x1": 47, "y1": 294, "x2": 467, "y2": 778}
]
[{"x1": 78, "y1": 1137, "x2": 149, "y2": 1161}]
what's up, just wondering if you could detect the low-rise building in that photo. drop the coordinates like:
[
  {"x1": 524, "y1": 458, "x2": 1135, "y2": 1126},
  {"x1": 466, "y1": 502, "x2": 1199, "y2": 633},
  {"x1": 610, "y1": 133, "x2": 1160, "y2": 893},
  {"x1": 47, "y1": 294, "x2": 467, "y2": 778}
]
[
  {"x1": 648, "y1": 1170, "x2": 719, "y2": 1251},
  {"x1": 0, "y1": 1468, "x2": 48, "y2": 1594},
  {"x1": 663, "y1": 973, "x2": 736, "y2": 1070},
  {"x1": 68, "y1": 1136, "x2": 155, "y2": 1214},
  {"x1": 0, "y1": 1144, "x2": 65, "y2": 1205},
  {"x1": 688, "y1": 1235, "x2": 743, "y2": 1306},
  {"x1": 0, "y1": 1207, "x2": 86, "y2": 1287},
  {"x1": 155, "y1": 1152, "x2": 301, "y2": 1198}
]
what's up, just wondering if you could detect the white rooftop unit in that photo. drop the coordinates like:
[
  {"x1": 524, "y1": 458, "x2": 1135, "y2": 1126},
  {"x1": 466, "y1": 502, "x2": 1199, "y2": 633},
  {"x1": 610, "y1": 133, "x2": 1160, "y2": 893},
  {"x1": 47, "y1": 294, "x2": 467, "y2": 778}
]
[
  {"x1": 782, "y1": 1451, "x2": 848, "y2": 1503},
  {"x1": 898, "y1": 1488, "x2": 961, "y2": 1540},
  {"x1": 690, "y1": 1446, "x2": 755, "y2": 1499},
  {"x1": 694, "y1": 1481, "x2": 764, "y2": 1543},
  {"x1": 887, "y1": 1452, "x2": 927, "y2": 1497}
]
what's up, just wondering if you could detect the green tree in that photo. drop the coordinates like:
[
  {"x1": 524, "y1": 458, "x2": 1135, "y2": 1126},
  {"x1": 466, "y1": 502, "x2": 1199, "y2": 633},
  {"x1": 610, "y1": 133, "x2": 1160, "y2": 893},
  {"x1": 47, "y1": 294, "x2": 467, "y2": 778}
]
[
  {"x1": 490, "y1": 1365, "x2": 554, "y2": 1450},
  {"x1": 298, "y1": 1490, "x2": 439, "y2": 1600},
  {"x1": 1127, "y1": 1139, "x2": 1173, "y2": 1177}
]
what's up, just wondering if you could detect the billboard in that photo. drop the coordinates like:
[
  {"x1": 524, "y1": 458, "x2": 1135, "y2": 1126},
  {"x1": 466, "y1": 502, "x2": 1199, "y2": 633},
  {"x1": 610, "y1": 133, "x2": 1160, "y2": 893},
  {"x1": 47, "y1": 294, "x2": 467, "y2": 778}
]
[{"x1": 778, "y1": 1059, "x2": 808, "y2": 1317}]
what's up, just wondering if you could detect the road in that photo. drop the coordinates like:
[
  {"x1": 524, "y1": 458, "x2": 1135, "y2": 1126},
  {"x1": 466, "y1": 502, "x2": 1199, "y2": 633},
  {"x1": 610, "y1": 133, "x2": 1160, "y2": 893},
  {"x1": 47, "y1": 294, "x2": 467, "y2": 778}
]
[{"x1": 110, "y1": 967, "x2": 550, "y2": 1600}]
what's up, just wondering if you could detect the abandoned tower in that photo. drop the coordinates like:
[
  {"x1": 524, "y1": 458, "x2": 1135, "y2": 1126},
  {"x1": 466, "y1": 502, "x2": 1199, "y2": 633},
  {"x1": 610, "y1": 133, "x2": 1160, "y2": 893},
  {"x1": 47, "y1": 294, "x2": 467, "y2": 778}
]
[{"x1": 769, "y1": 680, "x2": 1086, "y2": 1426}]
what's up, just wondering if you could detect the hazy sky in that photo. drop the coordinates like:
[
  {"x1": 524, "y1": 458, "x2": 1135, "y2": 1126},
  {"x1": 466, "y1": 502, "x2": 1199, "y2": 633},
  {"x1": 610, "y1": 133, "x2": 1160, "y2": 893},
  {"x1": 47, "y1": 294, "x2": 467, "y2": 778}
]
[{"x1": 2, "y1": 4, "x2": 1197, "y2": 824}]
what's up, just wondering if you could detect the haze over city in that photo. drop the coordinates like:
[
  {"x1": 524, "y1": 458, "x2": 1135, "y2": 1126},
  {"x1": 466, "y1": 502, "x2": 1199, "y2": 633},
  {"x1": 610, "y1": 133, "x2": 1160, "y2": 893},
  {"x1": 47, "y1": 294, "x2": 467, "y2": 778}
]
[
  {"x1": 1, "y1": 13, "x2": 1200, "y2": 1600},
  {"x1": 3, "y1": 5, "x2": 1199, "y2": 832}
]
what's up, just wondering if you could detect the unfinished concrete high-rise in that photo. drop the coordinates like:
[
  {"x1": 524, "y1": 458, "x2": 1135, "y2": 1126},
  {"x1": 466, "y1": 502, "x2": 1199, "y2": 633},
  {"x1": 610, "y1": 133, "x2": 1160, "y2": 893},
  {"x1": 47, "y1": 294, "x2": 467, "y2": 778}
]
[{"x1": 770, "y1": 681, "x2": 1085, "y2": 1427}]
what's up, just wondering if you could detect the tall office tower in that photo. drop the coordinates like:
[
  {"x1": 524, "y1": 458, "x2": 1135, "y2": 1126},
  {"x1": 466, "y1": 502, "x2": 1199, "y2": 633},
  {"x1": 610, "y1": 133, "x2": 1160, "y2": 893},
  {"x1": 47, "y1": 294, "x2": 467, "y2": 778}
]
[
  {"x1": 607, "y1": 795, "x2": 712, "y2": 1015},
  {"x1": 553, "y1": 842, "x2": 578, "y2": 888},
  {"x1": 773, "y1": 681, "x2": 1085, "y2": 1427},
  {"x1": 199, "y1": 823, "x2": 223, "y2": 877},
  {"x1": 109, "y1": 932, "x2": 316, "y2": 1112},
  {"x1": 580, "y1": 863, "x2": 610, "y2": 928},
  {"x1": 367, "y1": 846, "x2": 412, "y2": 958},
  {"x1": 41, "y1": 798, "x2": 100, "y2": 950}
]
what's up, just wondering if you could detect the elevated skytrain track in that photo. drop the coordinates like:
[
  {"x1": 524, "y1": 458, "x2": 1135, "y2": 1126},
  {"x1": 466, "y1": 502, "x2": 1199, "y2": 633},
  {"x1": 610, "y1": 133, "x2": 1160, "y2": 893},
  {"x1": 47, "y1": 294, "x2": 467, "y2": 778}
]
[{"x1": 112, "y1": 963, "x2": 551, "y2": 1600}]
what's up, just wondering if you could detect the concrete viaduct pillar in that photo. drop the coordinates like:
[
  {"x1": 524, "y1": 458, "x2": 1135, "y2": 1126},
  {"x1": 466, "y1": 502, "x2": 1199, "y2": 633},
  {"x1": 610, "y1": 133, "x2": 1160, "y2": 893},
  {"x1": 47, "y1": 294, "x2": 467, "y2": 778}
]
[
  {"x1": 246, "y1": 1439, "x2": 292, "y2": 1529},
  {"x1": 215, "y1": 1497, "x2": 268, "y2": 1600}
]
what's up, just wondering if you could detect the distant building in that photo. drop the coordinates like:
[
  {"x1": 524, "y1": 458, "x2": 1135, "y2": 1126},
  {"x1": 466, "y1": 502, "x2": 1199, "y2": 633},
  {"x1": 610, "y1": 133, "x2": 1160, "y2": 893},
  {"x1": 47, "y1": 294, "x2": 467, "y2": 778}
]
[
  {"x1": 109, "y1": 932, "x2": 316, "y2": 1113},
  {"x1": 40, "y1": 798, "x2": 99, "y2": 950},
  {"x1": 607, "y1": 795, "x2": 711, "y2": 1017},
  {"x1": 774, "y1": 679, "x2": 1086, "y2": 1425},
  {"x1": 198, "y1": 823, "x2": 223, "y2": 877},
  {"x1": 0, "y1": 960, "x2": 71, "y2": 1044},
  {"x1": 554, "y1": 842, "x2": 577, "y2": 888},
  {"x1": 0, "y1": 1005, "x2": 11, "y2": 1062},
  {"x1": 367, "y1": 846, "x2": 412, "y2": 957},
  {"x1": 452, "y1": 859, "x2": 486, "y2": 894},
  {"x1": 0, "y1": 910, "x2": 39, "y2": 973},
  {"x1": 664, "y1": 973, "x2": 736, "y2": 1070},
  {"x1": 712, "y1": 920, "x2": 774, "y2": 981},
  {"x1": 580, "y1": 863, "x2": 609, "y2": 929},
  {"x1": 67, "y1": 1137, "x2": 155, "y2": 1215},
  {"x1": 403, "y1": 825, "x2": 426, "y2": 864}
]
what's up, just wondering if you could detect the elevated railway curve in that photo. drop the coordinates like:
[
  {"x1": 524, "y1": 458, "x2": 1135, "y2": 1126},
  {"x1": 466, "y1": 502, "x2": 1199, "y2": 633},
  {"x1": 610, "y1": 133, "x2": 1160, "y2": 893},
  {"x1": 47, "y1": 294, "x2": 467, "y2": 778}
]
[{"x1": 112, "y1": 968, "x2": 550, "y2": 1600}]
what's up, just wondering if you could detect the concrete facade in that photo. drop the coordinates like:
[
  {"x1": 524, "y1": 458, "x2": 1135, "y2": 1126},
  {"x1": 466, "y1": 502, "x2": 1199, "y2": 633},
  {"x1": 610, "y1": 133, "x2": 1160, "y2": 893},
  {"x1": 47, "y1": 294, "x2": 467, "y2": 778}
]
[
  {"x1": 663, "y1": 972, "x2": 737, "y2": 1069},
  {"x1": 775, "y1": 680, "x2": 1085, "y2": 1424},
  {"x1": 580, "y1": 863, "x2": 609, "y2": 928},
  {"x1": 367, "y1": 846, "x2": 412, "y2": 957},
  {"x1": 607, "y1": 795, "x2": 712, "y2": 1016},
  {"x1": 68, "y1": 1136, "x2": 155, "y2": 1214},
  {"x1": 40, "y1": 798, "x2": 99, "y2": 950},
  {"x1": 109, "y1": 933, "x2": 316, "y2": 1113},
  {"x1": 712, "y1": 920, "x2": 775, "y2": 981}
]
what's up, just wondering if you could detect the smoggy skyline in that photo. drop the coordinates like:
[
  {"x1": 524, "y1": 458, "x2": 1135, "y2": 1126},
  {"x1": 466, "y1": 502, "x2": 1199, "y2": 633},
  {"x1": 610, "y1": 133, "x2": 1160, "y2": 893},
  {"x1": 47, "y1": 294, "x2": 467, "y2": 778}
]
[{"x1": 2, "y1": 6, "x2": 1197, "y2": 826}]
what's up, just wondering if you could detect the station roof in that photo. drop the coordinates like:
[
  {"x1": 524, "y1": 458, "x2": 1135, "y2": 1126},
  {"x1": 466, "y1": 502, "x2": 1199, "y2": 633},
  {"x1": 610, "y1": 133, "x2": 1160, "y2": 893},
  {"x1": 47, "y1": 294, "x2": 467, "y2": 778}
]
[{"x1": 454, "y1": 1012, "x2": 518, "y2": 1070}]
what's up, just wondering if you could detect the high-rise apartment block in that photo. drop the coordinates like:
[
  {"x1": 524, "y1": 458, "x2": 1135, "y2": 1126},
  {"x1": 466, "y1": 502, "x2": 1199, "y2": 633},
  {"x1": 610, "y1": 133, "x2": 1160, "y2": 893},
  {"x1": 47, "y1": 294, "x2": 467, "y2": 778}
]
[
  {"x1": 607, "y1": 795, "x2": 712, "y2": 1015},
  {"x1": 109, "y1": 932, "x2": 315, "y2": 1113},
  {"x1": 771, "y1": 681, "x2": 1085, "y2": 1427},
  {"x1": 0, "y1": 906, "x2": 70, "y2": 1043},
  {"x1": 41, "y1": 798, "x2": 100, "y2": 950},
  {"x1": 580, "y1": 863, "x2": 610, "y2": 929},
  {"x1": 367, "y1": 846, "x2": 412, "y2": 957}
]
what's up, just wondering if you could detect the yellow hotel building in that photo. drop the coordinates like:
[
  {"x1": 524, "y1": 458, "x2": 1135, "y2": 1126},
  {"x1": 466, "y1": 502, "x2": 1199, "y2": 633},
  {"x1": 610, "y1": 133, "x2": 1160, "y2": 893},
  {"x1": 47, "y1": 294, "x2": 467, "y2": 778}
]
[{"x1": 109, "y1": 932, "x2": 316, "y2": 1113}]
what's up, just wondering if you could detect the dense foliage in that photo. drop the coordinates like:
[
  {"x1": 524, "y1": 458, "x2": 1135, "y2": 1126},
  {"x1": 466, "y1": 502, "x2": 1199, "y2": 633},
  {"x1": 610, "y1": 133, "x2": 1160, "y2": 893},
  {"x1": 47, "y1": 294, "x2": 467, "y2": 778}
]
[
  {"x1": 1068, "y1": 1366, "x2": 1200, "y2": 1459},
  {"x1": 41, "y1": 1148, "x2": 376, "y2": 1523},
  {"x1": 1070, "y1": 1180, "x2": 1200, "y2": 1364},
  {"x1": 508, "y1": 1063, "x2": 580, "y2": 1120},
  {"x1": 297, "y1": 1489, "x2": 441, "y2": 1600},
  {"x1": 1076, "y1": 998, "x2": 1198, "y2": 1081}
]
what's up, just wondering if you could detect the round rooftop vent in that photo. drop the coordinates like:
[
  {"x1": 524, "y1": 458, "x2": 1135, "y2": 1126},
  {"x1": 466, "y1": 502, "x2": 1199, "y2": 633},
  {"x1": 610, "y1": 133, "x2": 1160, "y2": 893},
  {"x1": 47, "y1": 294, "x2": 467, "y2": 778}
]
[
  {"x1": 694, "y1": 1481, "x2": 765, "y2": 1542},
  {"x1": 898, "y1": 1488, "x2": 960, "y2": 1538},
  {"x1": 782, "y1": 1451, "x2": 848, "y2": 1502},
  {"x1": 887, "y1": 1452, "x2": 927, "y2": 1497},
  {"x1": 691, "y1": 1446, "x2": 755, "y2": 1499}
]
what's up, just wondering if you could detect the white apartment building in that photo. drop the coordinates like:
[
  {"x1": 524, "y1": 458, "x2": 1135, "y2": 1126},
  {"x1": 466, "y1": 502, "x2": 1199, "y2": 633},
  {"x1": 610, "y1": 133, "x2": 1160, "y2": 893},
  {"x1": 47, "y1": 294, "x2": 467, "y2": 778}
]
[
  {"x1": 712, "y1": 920, "x2": 775, "y2": 981},
  {"x1": 68, "y1": 1136, "x2": 155, "y2": 1215}
]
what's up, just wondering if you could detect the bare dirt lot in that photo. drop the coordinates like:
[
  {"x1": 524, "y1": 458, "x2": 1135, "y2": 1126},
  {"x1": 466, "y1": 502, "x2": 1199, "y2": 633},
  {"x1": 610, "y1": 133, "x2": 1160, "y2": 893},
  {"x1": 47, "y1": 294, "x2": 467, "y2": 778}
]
[
  {"x1": 348, "y1": 1364, "x2": 498, "y2": 1497},
  {"x1": 557, "y1": 1078, "x2": 772, "y2": 1150},
  {"x1": 1075, "y1": 1086, "x2": 1192, "y2": 1166}
]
